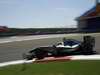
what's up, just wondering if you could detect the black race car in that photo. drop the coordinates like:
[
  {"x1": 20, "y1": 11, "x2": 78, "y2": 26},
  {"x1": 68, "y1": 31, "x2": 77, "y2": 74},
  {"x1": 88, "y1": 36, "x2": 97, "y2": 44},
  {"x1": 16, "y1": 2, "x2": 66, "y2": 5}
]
[{"x1": 23, "y1": 36, "x2": 96, "y2": 60}]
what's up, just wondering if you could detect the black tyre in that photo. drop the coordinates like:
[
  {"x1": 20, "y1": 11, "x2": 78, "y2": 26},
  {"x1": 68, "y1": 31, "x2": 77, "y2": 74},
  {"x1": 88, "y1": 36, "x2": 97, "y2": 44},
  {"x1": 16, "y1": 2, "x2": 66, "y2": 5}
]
[
  {"x1": 22, "y1": 53, "x2": 33, "y2": 60},
  {"x1": 35, "y1": 48, "x2": 46, "y2": 59},
  {"x1": 82, "y1": 36, "x2": 95, "y2": 55},
  {"x1": 26, "y1": 55, "x2": 33, "y2": 60}
]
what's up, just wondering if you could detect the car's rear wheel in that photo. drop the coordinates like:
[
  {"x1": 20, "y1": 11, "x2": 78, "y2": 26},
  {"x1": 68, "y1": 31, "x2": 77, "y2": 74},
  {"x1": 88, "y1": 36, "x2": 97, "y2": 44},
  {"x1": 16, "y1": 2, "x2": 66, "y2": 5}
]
[{"x1": 81, "y1": 36, "x2": 95, "y2": 55}]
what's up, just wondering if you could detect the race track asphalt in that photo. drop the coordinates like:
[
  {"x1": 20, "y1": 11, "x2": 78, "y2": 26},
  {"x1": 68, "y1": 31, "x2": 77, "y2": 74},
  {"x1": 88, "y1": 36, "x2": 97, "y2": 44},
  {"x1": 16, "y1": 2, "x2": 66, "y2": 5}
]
[{"x1": 0, "y1": 33, "x2": 100, "y2": 63}]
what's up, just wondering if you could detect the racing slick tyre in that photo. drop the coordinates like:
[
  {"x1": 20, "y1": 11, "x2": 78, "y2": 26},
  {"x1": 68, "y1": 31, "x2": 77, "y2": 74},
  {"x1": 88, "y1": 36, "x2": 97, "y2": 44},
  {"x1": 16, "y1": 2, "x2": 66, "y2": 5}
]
[
  {"x1": 22, "y1": 53, "x2": 27, "y2": 59},
  {"x1": 82, "y1": 36, "x2": 95, "y2": 55},
  {"x1": 35, "y1": 48, "x2": 46, "y2": 60},
  {"x1": 26, "y1": 55, "x2": 33, "y2": 60},
  {"x1": 22, "y1": 53, "x2": 33, "y2": 60}
]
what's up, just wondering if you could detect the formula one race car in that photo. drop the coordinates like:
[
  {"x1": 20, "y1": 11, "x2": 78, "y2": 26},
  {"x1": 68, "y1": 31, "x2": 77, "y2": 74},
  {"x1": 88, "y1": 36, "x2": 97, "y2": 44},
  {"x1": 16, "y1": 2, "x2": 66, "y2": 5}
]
[{"x1": 23, "y1": 36, "x2": 96, "y2": 60}]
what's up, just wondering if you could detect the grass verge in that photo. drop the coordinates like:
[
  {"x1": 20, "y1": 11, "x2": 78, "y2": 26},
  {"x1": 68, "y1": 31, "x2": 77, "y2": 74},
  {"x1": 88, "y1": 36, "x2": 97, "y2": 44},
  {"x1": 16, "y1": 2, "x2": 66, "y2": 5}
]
[{"x1": 0, "y1": 60, "x2": 100, "y2": 75}]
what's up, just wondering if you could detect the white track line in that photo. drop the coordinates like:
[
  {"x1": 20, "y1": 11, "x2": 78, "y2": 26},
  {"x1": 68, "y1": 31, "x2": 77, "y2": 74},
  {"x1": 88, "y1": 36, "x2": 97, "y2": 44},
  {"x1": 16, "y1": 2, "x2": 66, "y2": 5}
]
[
  {"x1": 71, "y1": 55, "x2": 100, "y2": 60},
  {"x1": 0, "y1": 34, "x2": 79, "y2": 44},
  {"x1": 0, "y1": 33, "x2": 100, "y2": 44},
  {"x1": 0, "y1": 59, "x2": 36, "y2": 67},
  {"x1": 0, "y1": 55, "x2": 100, "y2": 67},
  {"x1": 1, "y1": 33, "x2": 93, "y2": 44}
]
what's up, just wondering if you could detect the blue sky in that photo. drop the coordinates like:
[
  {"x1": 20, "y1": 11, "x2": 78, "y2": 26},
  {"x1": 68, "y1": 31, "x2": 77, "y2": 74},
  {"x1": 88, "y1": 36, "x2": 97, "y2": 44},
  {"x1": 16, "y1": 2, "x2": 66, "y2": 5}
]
[{"x1": 0, "y1": 0, "x2": 95, "y2": 28}]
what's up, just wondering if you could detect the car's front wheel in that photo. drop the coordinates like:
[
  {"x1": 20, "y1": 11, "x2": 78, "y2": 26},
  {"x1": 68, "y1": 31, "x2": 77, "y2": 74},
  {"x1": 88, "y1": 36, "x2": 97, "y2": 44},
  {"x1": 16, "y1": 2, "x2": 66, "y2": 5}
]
[{"x1": 35, "y1": 49, "x2": 47, "y2": 60}]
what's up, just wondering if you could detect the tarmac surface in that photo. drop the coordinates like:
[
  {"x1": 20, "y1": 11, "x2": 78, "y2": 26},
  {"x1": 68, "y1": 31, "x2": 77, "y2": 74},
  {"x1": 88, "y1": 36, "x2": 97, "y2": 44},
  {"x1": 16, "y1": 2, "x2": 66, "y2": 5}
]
[{"x1": 0, "y1": 33, "x2": 100, "y2": 63}]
